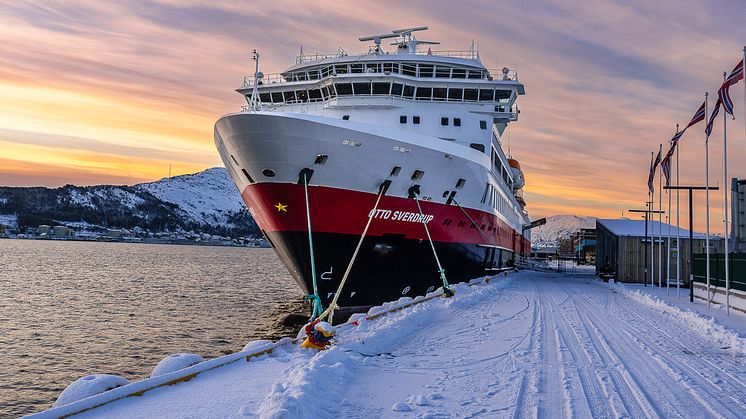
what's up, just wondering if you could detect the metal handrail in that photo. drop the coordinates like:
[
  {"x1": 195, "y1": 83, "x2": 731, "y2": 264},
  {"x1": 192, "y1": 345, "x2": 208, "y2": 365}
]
[{"x1": 241, "y1": 67, "x2": 518, "y2": 87}]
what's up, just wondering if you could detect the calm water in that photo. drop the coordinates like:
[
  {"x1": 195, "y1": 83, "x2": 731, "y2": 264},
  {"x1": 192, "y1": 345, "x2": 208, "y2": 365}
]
[{"x1": 0, "y1": 240, "x2": 306, "y2": 417}]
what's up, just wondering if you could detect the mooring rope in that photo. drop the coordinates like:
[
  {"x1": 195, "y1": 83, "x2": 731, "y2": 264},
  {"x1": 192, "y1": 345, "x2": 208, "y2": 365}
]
[
  {"x1": 321, "y1": 183, "x2": 386, "y2": 324},
  {"x1": 303, "y1": 173, "x2": 323, "y2": 320},
  {"x1": 414, "y1": 193, "x2": 453, "y2": 297},
  {"x1": 452, "y1": 197, "x2": 498, "y2": 248}
]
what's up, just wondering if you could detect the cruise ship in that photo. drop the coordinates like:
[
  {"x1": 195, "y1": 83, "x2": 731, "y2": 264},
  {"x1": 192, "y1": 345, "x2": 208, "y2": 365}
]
[{"x1": 215, "y1": 27, "x2": 532, "y2": 312}]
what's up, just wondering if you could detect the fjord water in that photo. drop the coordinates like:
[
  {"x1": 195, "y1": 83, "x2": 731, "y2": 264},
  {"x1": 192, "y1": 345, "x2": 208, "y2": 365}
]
[{"x1": 0, "y1": 240, "x2": 305, "y2": 417}]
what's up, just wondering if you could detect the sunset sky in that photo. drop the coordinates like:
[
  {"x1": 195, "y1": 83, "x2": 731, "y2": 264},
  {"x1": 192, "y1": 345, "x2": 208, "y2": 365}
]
[{"x1": 1, "y1": 0, "x2": 745, "y2": 231}]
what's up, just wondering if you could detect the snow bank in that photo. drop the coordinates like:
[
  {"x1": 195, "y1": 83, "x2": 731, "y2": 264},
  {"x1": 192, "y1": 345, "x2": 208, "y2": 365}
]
[
  {"x1": 611, "y1": 282, "x2": 746, "y2": 355},
  {"x1": 257, "y1": 348, "x2": 350, "y2": 419},
  {"x1": 150, "y1": 354, "x2": 205, "y2": 378},
  {"x1": 54, "y1": 374, "x2": 129, "y2": 407}
]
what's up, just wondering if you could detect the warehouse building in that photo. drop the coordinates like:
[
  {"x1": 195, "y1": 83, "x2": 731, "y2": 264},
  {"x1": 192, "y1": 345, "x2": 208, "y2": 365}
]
[{"x1": 595, "y1": 219, "x2": 723, "y2": 285}]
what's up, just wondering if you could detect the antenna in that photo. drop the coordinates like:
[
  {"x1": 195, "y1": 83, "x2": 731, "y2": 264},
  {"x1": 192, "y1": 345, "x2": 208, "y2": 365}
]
[{"x1": 358, "y1": 33, "x2": 398, "y2": 54}]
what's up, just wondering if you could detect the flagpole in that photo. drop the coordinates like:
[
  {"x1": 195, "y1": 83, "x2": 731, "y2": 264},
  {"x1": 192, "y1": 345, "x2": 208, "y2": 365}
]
[
  {"x1": 649, "y1": 153, "x2": 655, "y2": 287},
  {"x1": 676, "y1": 125, "x2": 681, "y2": 297},
  {"x1": 705, "y1": 91, "x2": 712, "y2": 309},
  {"x1": 722, "y1": 71, "x2": 731, "y2": 316},
  {"x1": 667, "y1": 170, "x2": 671, "y2": 295},
  {"x1": 658, "y1": 143, "x2": 663, "y2": 288}
]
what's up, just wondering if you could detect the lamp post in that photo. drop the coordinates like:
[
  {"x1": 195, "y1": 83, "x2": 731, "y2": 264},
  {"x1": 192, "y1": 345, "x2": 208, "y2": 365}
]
[{"x1": 664, "y1": 185, "x2": 719, "y2": 303}]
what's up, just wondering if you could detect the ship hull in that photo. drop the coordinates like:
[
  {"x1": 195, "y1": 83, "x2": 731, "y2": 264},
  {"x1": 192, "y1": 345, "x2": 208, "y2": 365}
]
[{"x1": 215, "y1": 112, "x2": 530, "y2": 309}]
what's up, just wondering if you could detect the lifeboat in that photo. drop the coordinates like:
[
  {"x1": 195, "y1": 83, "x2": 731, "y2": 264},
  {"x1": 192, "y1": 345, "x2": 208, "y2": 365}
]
[{"x1": 507, "y1": 158, "x2": 525, "y2": 190}]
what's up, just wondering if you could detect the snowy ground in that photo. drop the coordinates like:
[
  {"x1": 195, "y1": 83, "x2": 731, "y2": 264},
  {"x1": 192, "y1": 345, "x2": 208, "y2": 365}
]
[{"x1": 71, "y1": 271, "x2": 746, "y2": 419}]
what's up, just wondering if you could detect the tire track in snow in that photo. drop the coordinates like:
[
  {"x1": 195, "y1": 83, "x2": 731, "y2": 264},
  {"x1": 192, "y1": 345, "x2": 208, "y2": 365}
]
[
  {"x1": 601, "y1": 291, "x2": 746, "y2": 417},
  {"x1": 561, "y1": 291, "x2": 666, "y2": 418},
  {"x1": 535, "y1": 284, "x2": 571, "y2": 419},
  {"x1": 541, "y1": 281, "x2": 610, "y2": 418},
  {"x1": 570, "y1": 283, "x2": 746, "y2": 418}
]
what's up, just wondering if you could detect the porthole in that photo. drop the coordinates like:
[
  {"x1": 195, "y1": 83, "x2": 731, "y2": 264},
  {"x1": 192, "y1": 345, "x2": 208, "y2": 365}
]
[{"x1": 262, "y1": 169, "x2": 276, "y2": 177}]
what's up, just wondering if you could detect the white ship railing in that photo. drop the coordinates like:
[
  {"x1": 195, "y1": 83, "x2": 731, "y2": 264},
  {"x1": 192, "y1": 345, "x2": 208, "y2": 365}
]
[
  {"x1": 242, "y1": 67, "x2": 518, "y2": 87},
  {"x1": 295, "y1": 49, "x2": 479, "y2": 64}
]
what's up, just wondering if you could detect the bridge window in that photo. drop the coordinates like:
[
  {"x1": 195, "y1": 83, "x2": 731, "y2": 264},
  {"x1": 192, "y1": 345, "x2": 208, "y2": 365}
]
[
  {"x1": 415, "y1": 87, "x2": 432, "y2": 100},
  {"x1": 418, "y1": 64, "x2": 434, "y2": 78},
  {"x1": 335, "y1": 83, "x2": 352, "y2": 95},
  {"x1": 433, "y1": 87, "x2": 447, "y2": 101},
  {"x1": 283, "y1": 91, "x2": 296, "y2": 102},
  {"x1": 350, "y1": 64, "x2": 364, "y2": 73},
  {"x1": 259, "y1": 93, "x2": 271, "y2": 103},
  {"x1": 479, "y1": 89, "x2": 495, "y2": 101},
  {"x1": 353, "y1": 82, "x2": 371, "y2": 95},
  {"x1": 452, "y1": 68, "x2": 466, "y2": 79},
  {"x1": 372, "y1": 82, "x2": 390, "y2": 95},
  {"x1": 271, "y1": 92, "x2": 282, "y2": 103},
  {"x1": 384, "y1": 63, "x2": 399, "y2": 73},
  {"x1": 334, "y1": 64, "x2": 348, "y2": 74},
  {"x1": 308, "y1": 69, "x2": 320, "y2": 80},
  {"x1": 402, "y1": 63, "x2": 417, "y2": 76},
  {"x1": 366, "y1": 63, "x2": 380, "y2": 73},
  {"x1": 403, "y1": 85, "x2": 415, "y2": 98},
  {"x1": 464, "y1": 89, "x2": 478, "y2": 101},
  {"x1": 496, "y1": 90, "x2": 512, "y2": 101},
  {"x1": 308, "y1": 89, "x2": 322, "y2": 100},
  {"x1": 391, "y1": 82, "x2": 403, "y2": 96},
  {"x1": 321, "y1": 66, "x2": 332, "y2": 78},
  {"x1": 467, "y1": 69, "x2": 483, "y2": 79},
  {"x1": 296, "y1": 90, "x2": 308, "y2": 102},
  {"x1": 448, "y1": 88, "x2": 463, "y2": 101},
  {"x1": 435, "y1": 66, "x2": 451, "y2": 78}
]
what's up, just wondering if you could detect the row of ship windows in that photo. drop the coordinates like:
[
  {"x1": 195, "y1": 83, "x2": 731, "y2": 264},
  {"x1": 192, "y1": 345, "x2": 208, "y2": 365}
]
[
  {"x1": 399, "y1": 116, "x2": 489, "y2": 129},
  {"x1": 283, "y1": 62, "x2": 493, "y2": 82},
  {"x1": 255, "y1": 83, "x2": 512, "y2": 105},
  {"x1": 482, "y1": 183, "x2": 518, "y2": 226},
  {"x1": 491, "y1": 148, "x2": 513, "y2": 187}
]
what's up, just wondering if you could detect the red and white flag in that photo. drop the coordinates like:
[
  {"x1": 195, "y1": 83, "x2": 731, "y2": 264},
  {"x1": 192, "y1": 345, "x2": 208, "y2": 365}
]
[
  {"x1": 705, "y1": 99, "x2": 721, "y2": 141},
  {"x1": 671, "y1": 101, "x2": 707, "y2": 143},
  {"x1": 648, "y1": 149, "x2": 661, "y2": 194},
  {"x1": 718, "y1": 59, "x2": 744, "y2": 117},
  {"x1": 660, "y1": 142, "x2": 676, "y2": 186}
]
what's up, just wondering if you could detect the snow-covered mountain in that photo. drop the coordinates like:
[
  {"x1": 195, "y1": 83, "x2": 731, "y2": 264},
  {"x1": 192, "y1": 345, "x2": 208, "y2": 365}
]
[
  {"x1": 530, "y1": 215, "x2": 597, "y2": 248},
  {"x1": 137, "y1": 168, "x2": 247, "y2": 228},
  {"x1": 0, "y1": 168, "x2": 258, "y2": 237}
]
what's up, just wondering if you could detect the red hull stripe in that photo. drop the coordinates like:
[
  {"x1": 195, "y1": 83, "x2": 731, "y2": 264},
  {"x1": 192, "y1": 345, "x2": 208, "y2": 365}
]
[{"x1": 241, "y1": 183, "x2": 530, "y2": 252}]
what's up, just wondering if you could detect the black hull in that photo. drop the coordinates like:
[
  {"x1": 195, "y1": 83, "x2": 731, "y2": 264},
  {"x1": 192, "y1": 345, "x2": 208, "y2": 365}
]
[{"x1": 266, "y1": 231, "x2": 514, "y2": 309}]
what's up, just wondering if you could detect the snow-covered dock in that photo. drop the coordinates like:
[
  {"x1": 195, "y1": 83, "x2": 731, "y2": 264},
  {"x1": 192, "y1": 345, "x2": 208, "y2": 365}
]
[{"x1": 31, "y1": 271, "x2": 746, "y2": 418}]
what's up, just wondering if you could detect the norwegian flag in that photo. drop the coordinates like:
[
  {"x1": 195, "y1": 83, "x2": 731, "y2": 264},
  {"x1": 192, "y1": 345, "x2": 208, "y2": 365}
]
[
  {"x1": 670, "y1": 101, "x2": 707, "y2": 143},
  {"x1": 685, "y1": 101, "x2": 707, "y2": 129},
  {"x1": 705, "y1": 99, "x2": 721, "y2": 141},
  {"x1": 648, "y1": 149, "x2": 662, "y2": 194},
  {"x1": 718, "y1": 59, "x2": 744, "y2": 117},
  {"x1": 660, "y1": 142, "x2": 677, "y2": 187}
]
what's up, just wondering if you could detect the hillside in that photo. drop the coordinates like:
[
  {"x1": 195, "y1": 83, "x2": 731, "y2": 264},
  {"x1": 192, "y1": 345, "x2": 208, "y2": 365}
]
[
  {"x1": 530, "y1": 215, "x2": 597, "y2": 247},
  {"x1": 0, "y1": 168, "x2": 258, "y2": 238}
]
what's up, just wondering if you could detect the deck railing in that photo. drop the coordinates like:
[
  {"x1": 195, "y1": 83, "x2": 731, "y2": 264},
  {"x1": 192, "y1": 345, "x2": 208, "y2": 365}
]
[{"x1": 241, "y1": 67, "x2": 518, "y2": 87}]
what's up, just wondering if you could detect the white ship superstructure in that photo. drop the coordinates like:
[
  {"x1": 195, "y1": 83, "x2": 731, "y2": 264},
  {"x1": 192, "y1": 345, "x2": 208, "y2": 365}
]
[{"x1": 215, "y1": 27, "x2": 531, "y2": 310}]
